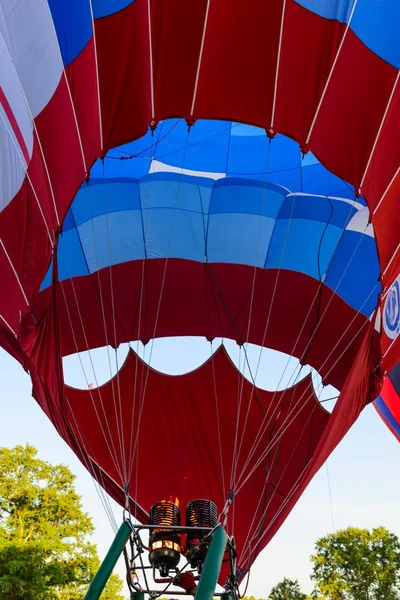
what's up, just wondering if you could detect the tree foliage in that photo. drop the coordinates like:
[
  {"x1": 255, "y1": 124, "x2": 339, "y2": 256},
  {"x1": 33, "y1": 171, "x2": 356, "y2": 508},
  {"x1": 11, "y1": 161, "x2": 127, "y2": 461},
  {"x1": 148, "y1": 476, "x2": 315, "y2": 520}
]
[
  {"x1": 0, "y1": 444, "x2": 124, "y2": 599},
  {"x1": 268, "y1": 578, "x2": 308, "y2": 600},
  {"x1": 310, "y1": 526, "x2": 400, "y2": 600}
]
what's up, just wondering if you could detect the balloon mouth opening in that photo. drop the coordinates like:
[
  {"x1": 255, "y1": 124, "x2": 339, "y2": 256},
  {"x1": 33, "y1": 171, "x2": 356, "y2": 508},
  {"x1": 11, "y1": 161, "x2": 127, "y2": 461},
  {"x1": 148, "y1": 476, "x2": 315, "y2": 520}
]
[{"x1": 62, "y1": 336, "x2": 338, "y2": 412}]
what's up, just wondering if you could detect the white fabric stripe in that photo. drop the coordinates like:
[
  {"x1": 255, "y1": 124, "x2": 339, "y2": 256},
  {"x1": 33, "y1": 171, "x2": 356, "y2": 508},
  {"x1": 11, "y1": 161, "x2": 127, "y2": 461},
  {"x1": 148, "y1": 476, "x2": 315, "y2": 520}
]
[
  {"x1": 0, "y1": 0, "x2": 63, "y2": 118},
  {"x1": 149, "y1": 158, "x2": 226, "y2": 179}
]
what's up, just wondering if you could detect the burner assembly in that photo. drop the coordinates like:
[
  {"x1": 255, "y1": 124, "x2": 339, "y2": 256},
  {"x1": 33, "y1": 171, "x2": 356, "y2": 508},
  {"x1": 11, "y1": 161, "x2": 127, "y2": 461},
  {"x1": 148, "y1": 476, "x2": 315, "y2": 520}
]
[{"x1": 123, "y1": 497, "x2": 237, "y2": 600}]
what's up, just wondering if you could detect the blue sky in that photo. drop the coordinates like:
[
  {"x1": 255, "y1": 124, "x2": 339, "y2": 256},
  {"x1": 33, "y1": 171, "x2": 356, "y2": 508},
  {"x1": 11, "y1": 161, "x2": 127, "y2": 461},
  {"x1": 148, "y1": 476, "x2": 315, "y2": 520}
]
[{"x1": 1, "y1": 339, "x2": 399, "y2": 598}]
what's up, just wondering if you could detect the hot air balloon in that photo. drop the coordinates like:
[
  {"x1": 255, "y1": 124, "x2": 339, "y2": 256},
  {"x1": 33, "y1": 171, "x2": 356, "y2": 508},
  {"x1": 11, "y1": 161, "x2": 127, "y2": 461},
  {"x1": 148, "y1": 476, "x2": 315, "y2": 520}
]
[{"x1": 0, "y1": 1, "x2": 400, "y2": 598}]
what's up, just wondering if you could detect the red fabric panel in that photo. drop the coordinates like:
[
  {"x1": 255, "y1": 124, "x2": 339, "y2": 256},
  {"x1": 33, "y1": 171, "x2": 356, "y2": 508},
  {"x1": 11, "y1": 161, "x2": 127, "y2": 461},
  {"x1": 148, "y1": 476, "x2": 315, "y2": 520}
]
[
  {"x1": 363, "y1": 83, "x2": 400, "y2": 208},
  {"x1": 65, "y1": 37, "x2": 100, "y2": 176},
  {"x1": 151, "y1": 0, "x2": 209, "y2": 122},
  {"x1": 373, "y1": 167, "x2": 400, "y2": 284},
  {"x1": 65, "y1": 346, "x2": 329, "y2": 574},
  {"x1": 273, "y1": 0, "x2": 345, "y2": 140},
  {"x1": 94, "y1": 0, "x2": 151, "y2": 150},
  {"x1": 32, "y1": 260, "x2": 368, "y2": 391},
  {"x1": 0, "y1": 134, "x2": 52, "y2": 332},
  {"x1": 192, "y1": 0, "x2": 282, "y2": 125},
  {"x1": 308, "y1": 29, "x2": 397, "y2": 188}
]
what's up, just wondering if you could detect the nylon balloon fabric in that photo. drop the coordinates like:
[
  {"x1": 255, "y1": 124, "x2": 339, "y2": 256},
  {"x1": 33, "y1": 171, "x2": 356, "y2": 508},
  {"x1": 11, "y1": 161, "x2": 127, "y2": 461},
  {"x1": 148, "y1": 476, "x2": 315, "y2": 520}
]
[{"x1": 0, "y1": 0, "x2": 398, "y2": 579}]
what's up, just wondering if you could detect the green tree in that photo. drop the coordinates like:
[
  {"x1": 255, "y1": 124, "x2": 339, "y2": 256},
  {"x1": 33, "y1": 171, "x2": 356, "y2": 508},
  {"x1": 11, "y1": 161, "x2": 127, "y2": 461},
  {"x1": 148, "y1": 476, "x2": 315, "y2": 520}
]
[
  {"x1": 310, "y1": 526, "x2": 400, "y2": 600},
  {"x1": 0, "y1": 444, "x2": 124, "y2": 599},
  {"x1": 268, "y1": 578, "x2": 307, "y2": 600}
]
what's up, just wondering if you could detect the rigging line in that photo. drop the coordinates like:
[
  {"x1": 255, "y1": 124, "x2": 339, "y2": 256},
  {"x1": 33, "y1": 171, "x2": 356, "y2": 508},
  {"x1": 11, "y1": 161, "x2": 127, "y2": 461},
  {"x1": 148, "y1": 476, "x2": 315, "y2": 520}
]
[
  {"x1": 210, "y1": 341, "x2": 227, "y2": 502},
  {"x1": 0, "y1": 106, "x2": 52, "y2": 242},
  {"x1": 373, "y1": 164, "x2": 400, "y2": 217},
  {"x1": 88, "y1": 0, "x2": 104, "y2": 151},
  {"x1": 129, "y1": 131, "x2": 191, "y2": 473},
  {"x1": 0, "y1": 18, "x2": 60, "y2": 229},
  {"x1": 236, "y1": 281, "x2": 378, "y2": 494},
  {"x1": 190, "y1": 0, "x2": 211, "y2": 117},
  {"x1": 101, "y1": 160, "x2": 128, "y2": 484},
  {"x1": 0, "y1": 313, "x2": 17, "y2": 337},
  {"x1": 85, "y1": 181, "x2": 128, "y2": 483},
  {"x1": 237, "y1": 281, "x2": 376, "y2": 494},
  {"x1": 147, "y1": 0, "x2": 155, "y2": 122},
  {"x1": 230, "y1": 343, "x2": 244, "y2": 527},
  {"x1": 66, "y1": 397, "x2": 119, "y2": 533},
  {"x1": 319, "y1": 394, "x2": 339, "y2": 404},
  {"x1": 58, "y1": 246, "x2": 126, "y2": 484},
  {"x1": 107, "y1": 119, "x2": 180, "y2": 160},
  {"x1": 232, "y1": 166, "x2": 304, "y2": 487},
  {"x1": 239, "y1": 402, "x2": 317, "y2": 567},
  {"x1": 325, "y1": 461, "x2": 335, "y2": 531},
  {"x1": 129, "y1": 133, "x2": 192, "y2": 520},
  {"x1": 239, "y1": 382, "x2": 307, "y2": 560},
  {"x1": 127, "y1": 129, "x2": 192, "y2": 489},
  {"x1": 270, "y1": 0, "x2": 287, "y2": 132},
  {"x1": 154, "y1": 122, "x2": 240, "y2": 162},
  {"x1": 230, "y1": 139, "x2": 273, "y2": 491},
  {"x1": 236, "y1": 210, "x2": 370, "y2": 482},
  {"x1": 126, "y1": 125, "x2": 164, "y2": 485},
  {"x1": 239, "y1": 365, "x2": 306, "y2": 561},
  {"x1": 244, "y1": 458, "x2": 313, "y2": 560},
  {"x1": 0, "y1": 238, "x2": 30, "y2": 308},
  {"x1": 360, "y1": 70, "x2": 400, "y2": 191},
  {"x1": 305, "y1": 0, "x2": 359, "y2": 146}
]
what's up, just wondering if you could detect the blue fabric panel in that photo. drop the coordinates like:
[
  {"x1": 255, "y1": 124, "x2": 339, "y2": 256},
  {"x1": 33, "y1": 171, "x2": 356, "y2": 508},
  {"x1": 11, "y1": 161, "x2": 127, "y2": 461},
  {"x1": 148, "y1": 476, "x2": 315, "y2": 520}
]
[
  {"x1": 277, "y1": 195, "x2": 358, "y2": 228},
  {"x1": 92, "y1": 0, "x2": 135, "y2": 19},
  {"x1": 71, "y1": 180, "x2": 141, "y2": 227},
  {"x1": 48, "y1": 0, "x2": 92, "y2": 66},
  {"x1": 62, "y1": 209, "x2": 77, "y2": 233},
  {"x1": 42, "y1": 228, "x2": 90, "y2": 288},
  {"x1": 143, "y1": 208, "x2": 205, "y2": 262},
  {"x1": 210, "y1": 181, "x2": 287, "y2": 218},
  {"x1": 91, "y1": 154, "x2": 151, "y2": 179},
  {"x1": 300, "y1": 163, "x2": 353, "y2": 198},
  {"x1": 295, "y1": 0, "x2": 400, "y2": 69},
  {"x1": 294, "y1": 0, "x2": 356, "y2": 23},
  {"x1": 77, "y1": 210, "x2": 144, "y2": 273},
  {"x1": 374, "y1": 396, "x2": 400, "y2": 436},
  {"x1": 351, "y1": 0, "x2": 400, "y2": 69},
  {"x1": 154, "y1": 120, "x2": 231, "y2": 173},
  {"x1": 138, "y1": 175, "x2": 213, "y2": 213},
  {"x1": 97, "y1": 119, "x2": 357, "y2": 199},
  {"x1": 324, "y1": 232, "x2": 380, "y2": 316},
  {"x1": 207, "y1": 214, "x2": 275, "y2": 268},
  {"x1": 265, "y1": 220, "x2": 342, "y2": 280}
]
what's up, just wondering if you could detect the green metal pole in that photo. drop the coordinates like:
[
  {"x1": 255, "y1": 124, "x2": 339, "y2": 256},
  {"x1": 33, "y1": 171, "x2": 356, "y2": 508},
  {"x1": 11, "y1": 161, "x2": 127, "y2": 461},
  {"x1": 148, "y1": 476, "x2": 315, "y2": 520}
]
[
  {"x1": 195, "y1": 526, "x2": 228, "y2": 600},
  {"x1": 84, "y1": 520, "x2": 131, "y2": 600}
]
